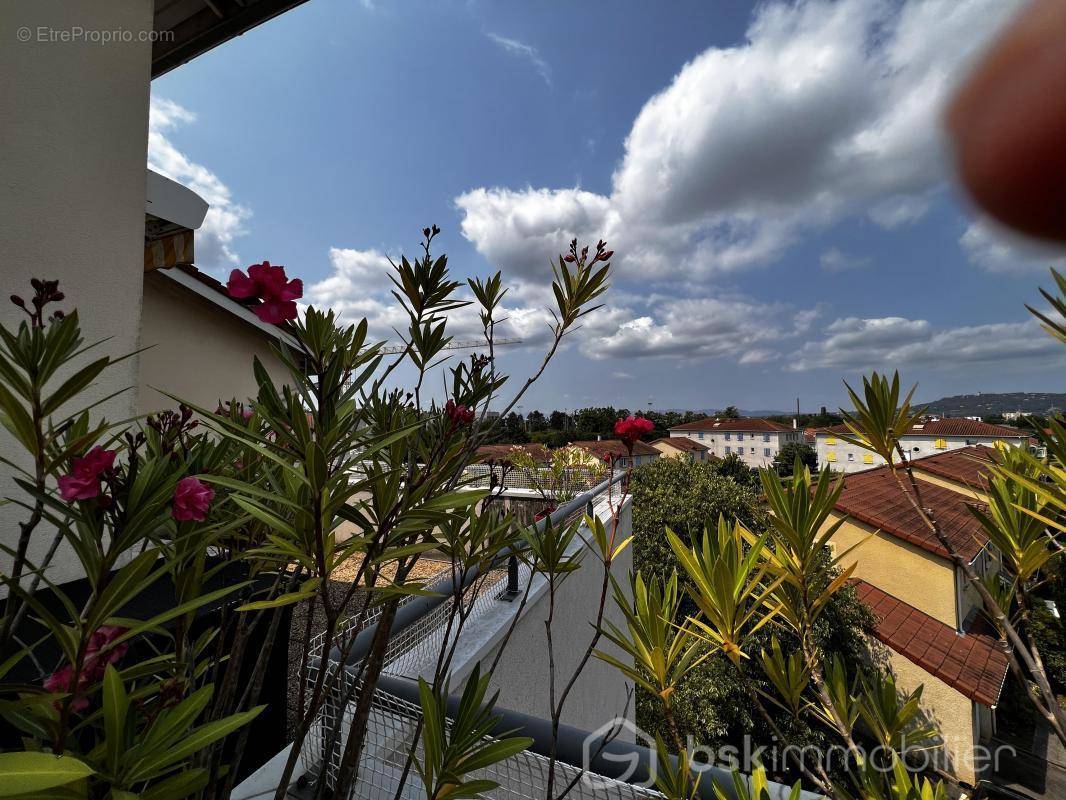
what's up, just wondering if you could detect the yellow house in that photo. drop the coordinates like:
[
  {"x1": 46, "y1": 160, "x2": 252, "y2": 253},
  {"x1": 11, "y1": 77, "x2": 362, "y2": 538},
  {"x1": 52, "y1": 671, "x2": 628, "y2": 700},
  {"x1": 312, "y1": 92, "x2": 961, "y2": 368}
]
[
  {"x1": 821, "y1": 447, "x2": 1009, "y2": 787},
  {"x1": 650, "y1": 437, "x2": 713, "y2": 463}
]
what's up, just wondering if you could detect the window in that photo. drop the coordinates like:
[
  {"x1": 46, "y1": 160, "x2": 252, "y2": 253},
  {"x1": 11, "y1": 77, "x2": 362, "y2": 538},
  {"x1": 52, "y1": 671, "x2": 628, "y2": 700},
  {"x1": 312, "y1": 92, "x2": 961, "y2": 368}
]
[
  {"x1": 725, "y1": 446, "x2": 731, "y2": 454},
  {"x1": 698, "y1": 432, "x2": 704, "y2": 439},
  {"x1": 736, "y1": 433, "x2": 744, "y2": 442},
  {"x1": 763, "y1": 433, "x2": 770, "y2": 442},
  {"x1": 826, "y1": 436, "x2": 837, "y2": 445},
  {"x1": 764, "y1": 448, "x2": 771, "y2": 457},
  {"x1": 847, "y1": 453, "x2": 854, "y2": 462},
  {"x1": 725, "y1": 432, "x2": 731, "y2": 441},
  {"x1": 935, "y1": 438, "x2": 947, "y2": 450},
  {"x1": 827, "y1": 451, "x2": 837, "y2": 462},
  {"x1": 863, "y1": 454, "x2": 873, "y2": 464}
]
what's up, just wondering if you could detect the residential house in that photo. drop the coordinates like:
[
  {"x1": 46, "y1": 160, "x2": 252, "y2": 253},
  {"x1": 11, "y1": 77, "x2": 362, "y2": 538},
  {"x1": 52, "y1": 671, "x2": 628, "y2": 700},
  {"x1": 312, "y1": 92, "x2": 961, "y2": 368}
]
[
  {"x1": 570, "y1": 439, "x2": 660, "y2": 469},
  {"x1": 650, "y1": 436, "x2": 713, "y2": 463},
  {"x1": 668, "y1": 417, "x2": 803, "y2": 468},
  {"x1": 821, "y1": 447, "x2": 1009, "y2": 785},
  {"x1": 815, "y1": 418, "x2": 1030, "y2": 472}
]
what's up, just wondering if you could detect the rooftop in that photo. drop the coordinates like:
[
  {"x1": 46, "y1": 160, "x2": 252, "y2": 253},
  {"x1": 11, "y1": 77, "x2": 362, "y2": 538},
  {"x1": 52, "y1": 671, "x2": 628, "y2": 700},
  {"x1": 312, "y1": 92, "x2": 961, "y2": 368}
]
[
  {"x1": 855, "y1": 581, "x2": 1009, "y2": 707},
  {"x1": 473, "y1": 443, "x2": 552, "y2": 464},
  {"x1": 669, "y1": 417, "x2": 791, "y2": 433},
  {"x1": 652, "y1": 437, "x2": 709, "y2": 452},
  {"x1": 819, "y1": 418, "x2": 1028, "y2": 439},
  {"x1": 570, "y1": 439, "x2": 660, "y2": 459},
  {"x1": 909, "y1": 445, "x2": 999, "y2": 487},
  {"x1": 833, "y1": 467, "x2": 990, "y2": 562}
]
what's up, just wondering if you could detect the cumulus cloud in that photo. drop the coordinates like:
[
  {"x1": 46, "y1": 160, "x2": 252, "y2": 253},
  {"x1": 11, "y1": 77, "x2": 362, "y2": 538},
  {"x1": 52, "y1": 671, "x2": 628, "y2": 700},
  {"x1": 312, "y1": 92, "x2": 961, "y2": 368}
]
[
  {"x1": 960, "y1": 218, "x2": 1066, "y2": 275},
  {"x1": 456, "y1": 0, "x2": 1021, "y2": 280},
  {"x1": 578, "y1": 296, "x2": 815, "y2": 363},
  {"x1": 148, "y1": 97, "x2": 251, "y2": 271},
  {"x1": 304, "y1": 245, "x2": 559, "y2": 347},
  {"x1": 789, "y1": 315, "x2": 1063, "y2": 371},
  {"x1": 485, "y1": 32, "x2": 552, "y2": 87}
]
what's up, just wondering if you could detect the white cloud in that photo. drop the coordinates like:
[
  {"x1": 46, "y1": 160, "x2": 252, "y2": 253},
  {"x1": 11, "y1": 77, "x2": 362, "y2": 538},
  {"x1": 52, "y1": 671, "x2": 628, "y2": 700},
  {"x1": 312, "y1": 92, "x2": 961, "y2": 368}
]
[
  {"x1": 485, "y1": 32, "x2": 552, "y2": 87},
  {"x1": 304, "y1": 245, "x2": 558, "y2": 347},
  {"x1": 148, "y1": 97, "x2": 251, "y2": 271},
  {"x1": 820, "y1": 248, "x2": 871, "y2": 273},
  {"x1": 457, "y1": 0, "x2": 1021, "y2": 280},
  {"x1": 578, "y1": 295, "x2": 812, "y2": 362},
  {"x1": 789, "y1": 314, "x2": 1063, "y2": 371},
  {"x1": 960, "y1": 218, "x2": 1066, "y2": 275}
]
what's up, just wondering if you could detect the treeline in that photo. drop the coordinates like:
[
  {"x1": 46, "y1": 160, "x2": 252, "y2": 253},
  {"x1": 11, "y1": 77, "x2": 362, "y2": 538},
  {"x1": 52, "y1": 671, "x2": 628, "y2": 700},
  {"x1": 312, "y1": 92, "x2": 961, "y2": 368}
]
[
  {"x1": 483, "y1": 404, "x2": 848, "y2": 447},
  {"x1": 483, "y1": 407, "x2": 707, "y2": 447}
]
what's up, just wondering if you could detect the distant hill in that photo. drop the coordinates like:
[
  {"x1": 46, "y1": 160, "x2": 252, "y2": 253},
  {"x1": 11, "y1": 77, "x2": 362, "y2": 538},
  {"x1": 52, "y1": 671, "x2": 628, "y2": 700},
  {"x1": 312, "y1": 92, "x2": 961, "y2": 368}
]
[{"x1": 921, "y1": 392, "x2": 1066, "y2": 416}]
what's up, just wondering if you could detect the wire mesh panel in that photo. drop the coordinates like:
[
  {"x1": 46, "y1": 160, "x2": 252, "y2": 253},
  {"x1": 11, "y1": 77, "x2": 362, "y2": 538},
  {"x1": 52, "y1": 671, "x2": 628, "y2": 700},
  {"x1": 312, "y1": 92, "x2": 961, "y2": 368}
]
[{"x1": 304, "y1": 675, "x2": 662, "y2": 800}]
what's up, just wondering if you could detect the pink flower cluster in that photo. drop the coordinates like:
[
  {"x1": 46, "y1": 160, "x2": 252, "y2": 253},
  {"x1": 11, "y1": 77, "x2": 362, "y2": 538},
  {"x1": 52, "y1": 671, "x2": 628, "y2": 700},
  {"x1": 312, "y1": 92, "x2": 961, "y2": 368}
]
[
  {"x1": 172, "y1": 477, "x2": 214, "y2": 522},
  {"x1": 614, "y1": 416, "x2": 655, "y2": 450},
  {"x1": 43, "y1": 625, "x2": 128, "y2": 712},
  {"x1": 227, "y1": 261, "x2": 303, "y2": 324},
  {"x1": 444, "y1": 399, "x2": 475, "y2": 428},
  {"x1": 58, "y1": 446, "x2": 116, "y2": 501}
]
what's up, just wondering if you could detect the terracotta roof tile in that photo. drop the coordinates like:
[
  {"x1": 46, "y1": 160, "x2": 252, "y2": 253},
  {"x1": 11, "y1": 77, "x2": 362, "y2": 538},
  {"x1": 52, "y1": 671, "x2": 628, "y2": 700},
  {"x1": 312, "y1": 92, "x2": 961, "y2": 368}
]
[
  {"x1": 910, "y1": 445, "x2": 999, "y2": 487},
  {"x1": 669, "y1": 417, "x2": 791, "y2": 433},
  {"x1": 473, "y1": 444, "x2": 551, "y2": 464},
  {"x1": 570, "y1": 439, "x2": 660, "y2": 459},
  {"x1": 652, "y1": 437, "x2": 709, "y2": 452},
  {"x1": 819, "y1": 419, "x2": 1027, "y2": 439},
  {"x1": 854, "y1": 581, "x2": 1009, "y2": 706},
  {"x1": 834, "y1": 467, "x2": 990, "y2": 562}
]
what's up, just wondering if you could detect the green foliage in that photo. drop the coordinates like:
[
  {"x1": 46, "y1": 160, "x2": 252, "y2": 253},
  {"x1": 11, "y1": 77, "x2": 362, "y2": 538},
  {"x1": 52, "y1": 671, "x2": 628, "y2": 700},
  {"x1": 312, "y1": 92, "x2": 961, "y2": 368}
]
[
  {"x1": 773, "y1": 443, "x2": 818, "y2": 477},
  {"x1": 631, "y1": 457, "x2": 768, "y2": 586},
  {"x1": 415, "y1": 664, "x2": 533, "y2": 800}
]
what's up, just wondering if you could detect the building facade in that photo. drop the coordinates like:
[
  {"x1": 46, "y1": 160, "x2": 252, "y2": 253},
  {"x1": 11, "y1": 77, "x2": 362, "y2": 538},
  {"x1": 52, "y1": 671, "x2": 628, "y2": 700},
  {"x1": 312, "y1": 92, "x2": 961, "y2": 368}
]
[
  {"x1": 668, "y1": 417, "x2": 803, "y2": 468},
  {"x1": 818, "y1": 447, "x2": 1008, "y2": 785},
  {"x1": 649, "y1": 437, "x2": 711, "y2": 462},
  {"x1": 815, "y1": 418, "x2": 1031, "y2": 473}
]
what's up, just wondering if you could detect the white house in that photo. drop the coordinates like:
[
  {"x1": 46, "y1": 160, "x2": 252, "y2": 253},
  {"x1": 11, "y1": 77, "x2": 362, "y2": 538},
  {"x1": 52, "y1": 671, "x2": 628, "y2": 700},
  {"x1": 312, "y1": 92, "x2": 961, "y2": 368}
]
[
  {"x1": 815, "y1": 418, "x2": 1031, "y2": 473},
  {"x1": 668, "y1": 417, "x2": 803, "y2": 468}
]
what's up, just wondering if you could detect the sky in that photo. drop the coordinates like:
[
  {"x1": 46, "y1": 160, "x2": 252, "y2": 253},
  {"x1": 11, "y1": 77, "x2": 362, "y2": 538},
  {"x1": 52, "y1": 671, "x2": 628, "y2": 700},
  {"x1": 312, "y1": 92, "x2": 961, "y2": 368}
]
[{"x1": 150, "y1": 0, "x2": 1066, "y2": 414}]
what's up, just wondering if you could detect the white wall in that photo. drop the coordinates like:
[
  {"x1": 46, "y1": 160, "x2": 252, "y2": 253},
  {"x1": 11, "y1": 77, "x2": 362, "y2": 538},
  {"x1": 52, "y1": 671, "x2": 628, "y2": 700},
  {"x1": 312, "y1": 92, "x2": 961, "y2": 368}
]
[
  {"x1": 1, "y1": 0, "x2": 154, "y2": 586},
  {"x1": 671, "y1": 428, "x2": 802, "y2": 468},
  {"x1": 816, "y1": 433, "x2": 1028, "y2": 473}
]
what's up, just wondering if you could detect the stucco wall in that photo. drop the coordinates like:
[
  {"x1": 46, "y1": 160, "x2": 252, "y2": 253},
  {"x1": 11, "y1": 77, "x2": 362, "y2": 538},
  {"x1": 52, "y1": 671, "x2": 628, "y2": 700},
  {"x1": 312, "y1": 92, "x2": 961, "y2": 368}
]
[
  {"x1": 137, "y1": 272, "x2": 292, "y2": 415},
  {"x1": 817, "y1": 434, "x2": 1026, "y2": 473},
  {"x1": 872, "y1": 643, "x2": 981, "y2": 785},
  {"x1": 828, "y1": 513, "x2": 960, "y2": 627},
  {"x1": 1, "y1": 0, "x2": 154, "y2": 585},
  {"x1": 483, "y1": 498, "x2": 635, "y2": 738},
  {"x1": 671, "y1": 429, "x2": 802, "y2": 468}
]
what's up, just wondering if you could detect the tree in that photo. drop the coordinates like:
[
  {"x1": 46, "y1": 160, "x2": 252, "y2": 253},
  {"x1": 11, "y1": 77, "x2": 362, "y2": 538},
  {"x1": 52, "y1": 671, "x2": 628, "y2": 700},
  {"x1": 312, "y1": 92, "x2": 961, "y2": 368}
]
[
  {"x1": 501, "y1": 411, "x2": 528, "y2": 443},
  {"x1": 720, "y1": 405, "x2": 741, "y2": 418},
  {"x1": 716, "y1": 452, "x2": 758, "y2": 487},
  {"x1": 548, "y1": 409, "x2": 569, "y2": 430},
  {"x1": 525, "y1": 409, "x2": 547, "y2": 432},
  {"x1": 773, "y1": 442, "x2": 818, "y2": 476}
]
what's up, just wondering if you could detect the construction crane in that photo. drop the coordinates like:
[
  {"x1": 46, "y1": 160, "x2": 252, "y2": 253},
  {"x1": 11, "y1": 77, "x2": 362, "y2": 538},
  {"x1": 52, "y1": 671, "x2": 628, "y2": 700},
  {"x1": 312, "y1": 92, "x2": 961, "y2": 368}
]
[{"x1": 376, "y1": 337, "x2": 522, "y2": 355}]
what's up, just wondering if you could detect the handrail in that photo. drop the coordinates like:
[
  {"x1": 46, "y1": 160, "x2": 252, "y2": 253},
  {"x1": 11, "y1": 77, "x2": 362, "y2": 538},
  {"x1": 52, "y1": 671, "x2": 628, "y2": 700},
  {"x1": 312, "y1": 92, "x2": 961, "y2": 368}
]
[{"x1": 335, "y1": 470, "x2": 626, "y2": 667}]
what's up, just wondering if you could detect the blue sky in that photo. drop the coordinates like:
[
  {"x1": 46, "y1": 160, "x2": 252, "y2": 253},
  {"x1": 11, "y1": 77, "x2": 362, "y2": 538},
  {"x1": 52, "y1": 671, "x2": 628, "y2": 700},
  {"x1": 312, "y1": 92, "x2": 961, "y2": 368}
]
[{"x1": 150, "y1": 0, "x2": 1066, "y2": 414}]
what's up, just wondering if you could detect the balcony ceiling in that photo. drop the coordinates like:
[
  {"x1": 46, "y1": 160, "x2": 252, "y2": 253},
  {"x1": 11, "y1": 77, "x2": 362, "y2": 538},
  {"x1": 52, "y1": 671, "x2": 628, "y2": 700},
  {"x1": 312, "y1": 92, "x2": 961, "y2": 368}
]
[{"x1": 153, "y1": 0, "x2": 311, "y2": 78}]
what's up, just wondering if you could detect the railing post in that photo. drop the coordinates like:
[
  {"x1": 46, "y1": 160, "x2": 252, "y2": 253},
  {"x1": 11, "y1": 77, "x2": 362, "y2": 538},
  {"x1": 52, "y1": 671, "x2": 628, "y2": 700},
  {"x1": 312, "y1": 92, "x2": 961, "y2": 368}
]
[{"x1": 500, "y1": 554, "x2": 521, "y2": 602}]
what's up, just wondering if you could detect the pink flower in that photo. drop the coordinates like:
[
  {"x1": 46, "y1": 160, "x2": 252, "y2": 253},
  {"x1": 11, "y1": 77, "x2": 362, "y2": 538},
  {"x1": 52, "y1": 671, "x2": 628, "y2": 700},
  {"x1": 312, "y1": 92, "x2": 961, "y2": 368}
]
[
  {"x1": 172, "y1": 476, "x2": 214, "y2": 522},
  {"x1": 254, "y1": 297, "x2": 299, "y2": 325},
  {"x1": 444, "y1": 399, "x2": 475, "y2": 428},
  {"x1": 42, "y1": 625, "x2": 129, "y2": 713},
  {"x1": 614, "y1": 416, "x2": 655, "y2": 451},
  {"x1": 226, "y1": 261, "x2": 302, "y2": 323},
  {"x1": 58, "y1": 446, "x2": 117, "y2": 501}
]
